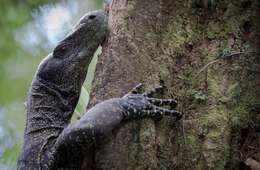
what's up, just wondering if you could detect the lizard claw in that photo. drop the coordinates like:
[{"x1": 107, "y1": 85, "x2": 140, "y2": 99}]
[
  {"x1": 143, "y1": 85, "x2": 164, "y2": 97},
  {"x1": 128, "y1": 83, "x2": 164, "y2": 97},
  {"x1": 144, "y1": 105, "x2": 182, "y2": 120}
]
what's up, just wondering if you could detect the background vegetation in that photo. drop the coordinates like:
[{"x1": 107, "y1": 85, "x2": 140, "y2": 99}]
[{"x1": 0, "y1": 0, "x2": 103, "y2": 169}]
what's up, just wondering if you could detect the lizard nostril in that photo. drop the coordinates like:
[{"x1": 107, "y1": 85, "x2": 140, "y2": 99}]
[{"x1": 88, "y1": 15, "x2": 96, "y2": 20}]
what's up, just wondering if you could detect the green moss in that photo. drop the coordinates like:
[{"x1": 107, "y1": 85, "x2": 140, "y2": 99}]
[
  {"x1": 186, "y1": 134, "x2": 198, "y2": 146},
  {"x1": 229, "y1": 105, "x2": 249, "y2": 133},
  {"x1": 162, "y1": 15, "x2": 199, "y2": 53},
  {"x1": 199, "y1": 106, "x2": 229, "y2": 129},
  {"x1": 157, "y1": 0, "x2": 258, "y2": 169},
  {"x1": 199, "y1": 106, "x2": 230, "y2": 169},
  {"x1": 207, "y1": 74, "x2": 222, "y2": 98},
  {"x1": 159, "y1": 65, "x2": 170, "y2": 81},
  {"x1": 202, "y1": 137, "x2": 230, "y2": 170},
  {"x1": 206, "y1": 18, "x2": 240, "y2": 40},
  {"x1": 207, "y1": 2, "x2": 251, "y2": 40},
  {"x1": 197, "y1": 64, "x2": 231, "y2": 168},
  {"x1": 207, "y1": 21, "x2": 221, "y2": 39}
]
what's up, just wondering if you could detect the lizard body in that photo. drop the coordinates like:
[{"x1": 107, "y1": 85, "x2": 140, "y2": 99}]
[{"x1": 17, "y1": 10, "x2": 181, "y2": 170}]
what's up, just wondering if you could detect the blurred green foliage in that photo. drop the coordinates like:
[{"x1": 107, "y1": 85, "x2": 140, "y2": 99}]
[
  {"x1": 0, "y1": 0, "x2": 103, "y2": 169},
  {"x1": 0, "y1": 0, "x2": 54, "y2": 105}
]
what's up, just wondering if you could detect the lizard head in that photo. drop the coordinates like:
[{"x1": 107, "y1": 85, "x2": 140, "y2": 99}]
[
  {"x1": 53, "y1": 10, "x2": 108, "y2": 61},
  {"x1": 37, "y1": 10, "x2": 108, "y2": 88}
]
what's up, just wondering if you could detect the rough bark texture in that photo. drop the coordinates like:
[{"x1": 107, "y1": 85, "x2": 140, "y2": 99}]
[{"x1": 86, "y1": 0, "x2": 260, "y2": 169}]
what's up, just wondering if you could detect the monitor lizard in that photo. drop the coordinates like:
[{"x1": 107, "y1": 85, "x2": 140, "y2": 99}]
[{"x1": 17, "y1": 10, "x2": 181, "y2": 170}]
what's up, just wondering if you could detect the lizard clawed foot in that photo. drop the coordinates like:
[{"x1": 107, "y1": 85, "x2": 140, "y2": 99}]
[{"x1": 120, "y1": 83, "x2": 182, "y2": 121}]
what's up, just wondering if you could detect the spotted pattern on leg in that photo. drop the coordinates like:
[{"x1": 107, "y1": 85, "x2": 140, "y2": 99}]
[{"x1": 147, "y1": 98, "x2": 178, "y2": 109}]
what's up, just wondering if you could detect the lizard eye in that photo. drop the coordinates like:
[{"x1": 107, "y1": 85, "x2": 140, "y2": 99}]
[
  {"x1": 88, "y1": 15, "x2": 96, "y2": 20},
  {"x1": 53, "y1": 42, "x2": 71, "y2": 58}
]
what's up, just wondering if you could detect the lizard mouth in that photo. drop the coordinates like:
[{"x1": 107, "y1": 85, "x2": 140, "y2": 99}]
[{"x1": 98, "y1": 13, "x2": 108, "y2": 47}]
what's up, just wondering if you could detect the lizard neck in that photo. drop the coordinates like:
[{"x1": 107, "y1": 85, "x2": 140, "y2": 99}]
[{"x1": 25, "y1": 75, "x2": 83, "y2": 135}]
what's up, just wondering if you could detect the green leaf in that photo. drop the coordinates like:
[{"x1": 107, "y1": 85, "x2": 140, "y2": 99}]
[{"x1": 1, "y1": 144, "x2": 20, "y2": 162}]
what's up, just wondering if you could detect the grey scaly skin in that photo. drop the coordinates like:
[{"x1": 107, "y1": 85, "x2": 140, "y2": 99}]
[{"x1": 17, "y1": 10, "x2": 181, "y2": 170}]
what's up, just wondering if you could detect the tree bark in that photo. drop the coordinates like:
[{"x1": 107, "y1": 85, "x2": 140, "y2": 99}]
[{"x1": 85, "y1": 0, "x2": 260, "y2": 169}]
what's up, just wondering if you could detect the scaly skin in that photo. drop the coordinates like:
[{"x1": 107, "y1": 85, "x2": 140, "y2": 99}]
[{"x1": 17, "y1": 10, "x2": 181, "y2": 170}]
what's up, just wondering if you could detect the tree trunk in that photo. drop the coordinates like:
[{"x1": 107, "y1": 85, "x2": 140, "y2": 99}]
[{"x1": 85, "y1": 0, "x2": 260, "y2": 169}]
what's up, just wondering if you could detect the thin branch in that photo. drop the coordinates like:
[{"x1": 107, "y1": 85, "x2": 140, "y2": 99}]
[{"x1": 195, "y1": 51, "x2": 259, "y2": 78}]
